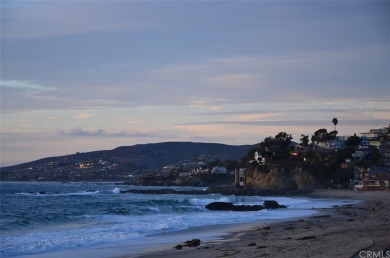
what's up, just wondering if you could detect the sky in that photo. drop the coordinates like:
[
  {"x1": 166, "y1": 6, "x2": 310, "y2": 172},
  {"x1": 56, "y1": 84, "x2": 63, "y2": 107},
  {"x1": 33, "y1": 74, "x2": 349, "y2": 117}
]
[{"x1": 1, "y1": 0, "x2": 389, "y2": 166}]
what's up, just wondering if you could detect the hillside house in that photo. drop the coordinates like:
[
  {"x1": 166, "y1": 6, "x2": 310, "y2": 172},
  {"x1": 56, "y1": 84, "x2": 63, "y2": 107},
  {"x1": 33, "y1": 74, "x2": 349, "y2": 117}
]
[
  {"x1": 360, "y1": 126, "x2": 390, "y2": 141},
  {"x1": 355, "y1": 175, "x2": 390, "y2": 191},
  {"x1": 351, "y1": 145, "x2": 376, "y2": 162},
  {"x1": 316, "y1": 136, "x2": 347, "y2": 150},
  {"x1": 379, "y1": 141, "x2": 390, "y2": 164},
  {"x1": 211, "y1": 166, "x2": 227, "y2": 174},
  {"x1": 341, "y1": 159, "x2": 354, "y2": 171},
  {"x1": 354, "y1": 165, "x2": 369, "y2": 180},
  {"x1": 354, "y1": 163, "x2": 390, "y2": 191},
  {"x1": 178, "y1": 171, "x2": 192, "y2": 177},
  {"x1": 290, "y1": 144, "x2": 308, "y2": 161},
  {"x1": 160, "y1": 166, "x2": 174, "y2": 177},
  {"x1": 360, "y1": 126, "x2": 390, "y2": 162}
]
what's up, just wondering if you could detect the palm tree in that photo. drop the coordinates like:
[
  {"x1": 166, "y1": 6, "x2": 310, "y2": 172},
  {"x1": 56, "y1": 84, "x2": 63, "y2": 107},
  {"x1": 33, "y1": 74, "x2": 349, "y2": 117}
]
[{"x1": 332, "y1": 118, "x2": 338, "y2": 131}]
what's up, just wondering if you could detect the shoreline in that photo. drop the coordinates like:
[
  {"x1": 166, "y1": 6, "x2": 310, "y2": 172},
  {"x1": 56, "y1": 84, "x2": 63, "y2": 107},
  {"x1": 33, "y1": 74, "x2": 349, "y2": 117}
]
[{"x1": 133, "y1": 189, "x2": 390, "y2": 258}]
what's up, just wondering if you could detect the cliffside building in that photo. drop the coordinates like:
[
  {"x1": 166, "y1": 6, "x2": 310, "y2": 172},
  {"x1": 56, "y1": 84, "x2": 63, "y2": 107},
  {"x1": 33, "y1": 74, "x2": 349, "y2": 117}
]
[
  {"x1": 235, "y1": 168, "x2": 246, "y2": 187},
  {"x1": 353, "y1": 125, "x2": 390, "y2": 190},
  {"x1": 360, "y1": 125, "x2": 390, "y2": 164}
]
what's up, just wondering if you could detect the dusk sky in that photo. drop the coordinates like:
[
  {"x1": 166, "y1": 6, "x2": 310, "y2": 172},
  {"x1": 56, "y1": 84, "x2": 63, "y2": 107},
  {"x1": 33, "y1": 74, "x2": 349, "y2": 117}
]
[{"x1": 1, "y1": 1, "x2": 389, "y2": 166}]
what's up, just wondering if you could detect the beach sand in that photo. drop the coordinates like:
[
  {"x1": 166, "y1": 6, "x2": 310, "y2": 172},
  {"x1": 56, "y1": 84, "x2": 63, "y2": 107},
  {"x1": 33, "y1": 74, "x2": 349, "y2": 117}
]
[{"x1": 135, "y1": 190, "x2": 390, "y2": 258}]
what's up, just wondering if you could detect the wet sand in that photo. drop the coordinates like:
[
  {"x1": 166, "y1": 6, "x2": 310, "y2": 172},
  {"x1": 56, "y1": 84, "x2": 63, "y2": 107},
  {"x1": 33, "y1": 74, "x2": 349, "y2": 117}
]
[{"x1": 135, "y1": 190, "x2": 390, "y2": 258}]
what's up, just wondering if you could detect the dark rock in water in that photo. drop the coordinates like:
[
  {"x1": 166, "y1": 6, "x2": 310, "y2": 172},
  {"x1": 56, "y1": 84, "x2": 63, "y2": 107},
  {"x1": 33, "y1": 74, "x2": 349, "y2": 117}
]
[
  {"x1": 205, "y1": 202, "x2": 263, "y2": 211},
  {"x1": 233, "y1": 204, "x2": 263, "y2": 211},
  {"x1": 205, "y1": 200, "x2": 286, "y2": 211},
  {"x1": 309, "y1": 215, "x2": 330, "y2": 219},
  {"x1": 184, "y1": 239, "x2": 201, "y2": 247},
  {"x1": 205, "y1": 202, "x2": 234, "y2": 211},
  {"x1": 297, "y1": 236, "x2": 316, "y2": 240},
  {"x1": 174, "y1": 244, "x2": 183, "y2": 250},
  {"x1": 263, "y1": 200, "x2": 286, "y2": 209}
]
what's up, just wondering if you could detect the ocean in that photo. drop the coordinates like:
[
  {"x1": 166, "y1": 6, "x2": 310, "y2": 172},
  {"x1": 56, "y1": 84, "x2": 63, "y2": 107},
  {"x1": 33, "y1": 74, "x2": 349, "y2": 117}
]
[{"x1": 0, "y1": 182, "x2": 358, "y2": 258}]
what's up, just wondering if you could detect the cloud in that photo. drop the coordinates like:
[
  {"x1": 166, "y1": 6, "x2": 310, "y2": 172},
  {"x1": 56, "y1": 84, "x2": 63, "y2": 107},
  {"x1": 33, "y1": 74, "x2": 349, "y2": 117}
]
[
  {"x1": 57, "y1": 127, "x2": 160, "y2": 138},
  {"x1": 188, "y1": 100, "x2": 223, "y2": 111},
  {"x1": 58, "y1": 128, "x2": 106, "y2": 137},
  {"x1": 176, "y1": 119, "x2": 389, "y2": 127},
  {"x1": 74, "y1": 113, "x2": 95, "y2": 120},
  {"x1": 1, "y1": 87, "x2": 123, "y2": 113},
  {"x1": 0, "y1": 80, "x2": 56, "y2": 91},
  {"x1": 194, "y1": 107, "x2": 390, "y2": 117}
]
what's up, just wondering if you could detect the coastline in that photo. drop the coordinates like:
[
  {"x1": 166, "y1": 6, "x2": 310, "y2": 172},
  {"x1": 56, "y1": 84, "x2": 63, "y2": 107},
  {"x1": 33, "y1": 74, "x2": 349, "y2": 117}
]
[{"x1": 134, "y1": 189, "x2": 390, "y2": 258}]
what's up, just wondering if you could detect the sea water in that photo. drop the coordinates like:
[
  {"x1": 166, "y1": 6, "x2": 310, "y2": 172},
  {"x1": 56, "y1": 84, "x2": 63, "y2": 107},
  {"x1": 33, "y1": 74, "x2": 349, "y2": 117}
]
[{"x1": 0, "y1": 182, "x2": 358, "y2": 257}]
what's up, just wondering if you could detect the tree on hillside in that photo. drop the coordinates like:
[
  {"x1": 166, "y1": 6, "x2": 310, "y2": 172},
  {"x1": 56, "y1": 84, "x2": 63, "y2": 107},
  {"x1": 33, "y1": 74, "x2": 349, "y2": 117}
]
[
  {"x1": 311, "y1": 128, "x2": 338, "y2": 144},
  {"x1": 257, "y1": 132, "x2": 293, "y2": 162},
  {"x1": 311, "y1": 129, "x2": 328, "y2": 144},
  {"x1": 274, "y1": 132, "x2": 293, "y2": 147},
  {"x1": 328, "y1": 130, "x2": 338, "y2": 140},
  {"x1": 332, "y1": 118, "x2": 338, "y2": 131},
  {"x1": 260, "y1": 132, "x2": 293, "y2": 151},
  {"x1": 345, "y1": 134, "x2": 361, "y2": 147},
  {"x1": 260, "y1": 136, "x2": 274, "y2": 152},
  {"x1": 300, "y1": 134, "x2": 310, "y2": 146}
]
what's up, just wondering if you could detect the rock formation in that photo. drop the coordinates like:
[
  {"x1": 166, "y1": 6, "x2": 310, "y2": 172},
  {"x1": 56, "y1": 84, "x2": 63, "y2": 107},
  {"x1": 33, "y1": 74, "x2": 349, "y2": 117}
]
[
  {"x1": 205, "y1": 200, "x2": 286, "y2": 211},
  {"x1": 244, "y1": 165, "x2": 315, "y2": 192},
  {"x1": 205, "y1": 202, "x2": 263, "y2": 211}
]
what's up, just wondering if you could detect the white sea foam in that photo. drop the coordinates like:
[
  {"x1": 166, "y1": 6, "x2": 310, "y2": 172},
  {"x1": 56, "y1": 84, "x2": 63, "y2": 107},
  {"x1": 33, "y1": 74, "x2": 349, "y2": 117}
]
[
  {"x1": 188, "y1": 197, "x2": 232, "y2": 206},
  {"x1": 16, "y1": 190, "x2": 101, "y2": 197},
  {"x1": 69, "y1": 190, "x2": 100, "y2": 195},
  {"x1": 112, "y1": 187, "x2": 121, "y2": 194}
]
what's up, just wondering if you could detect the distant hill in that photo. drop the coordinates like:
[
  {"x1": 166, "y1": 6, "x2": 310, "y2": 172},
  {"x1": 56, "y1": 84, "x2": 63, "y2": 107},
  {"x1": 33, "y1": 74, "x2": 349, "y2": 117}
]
[
  {"x1": 109, "y1": 142, "x2": 257, "y2": 168},
  {"x1": 2, "y1": 142, "x2": 257, "y2": 170}
]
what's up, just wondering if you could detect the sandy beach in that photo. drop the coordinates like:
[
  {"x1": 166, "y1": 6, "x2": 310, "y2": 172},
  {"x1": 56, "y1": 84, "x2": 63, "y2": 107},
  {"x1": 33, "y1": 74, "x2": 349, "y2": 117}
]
[{"x1": 136, "y1": 190, "x2": 390, "y2": 258}]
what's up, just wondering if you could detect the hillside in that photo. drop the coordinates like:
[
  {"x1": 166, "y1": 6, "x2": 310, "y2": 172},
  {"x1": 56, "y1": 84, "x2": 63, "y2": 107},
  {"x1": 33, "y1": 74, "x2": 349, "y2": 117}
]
[
  {"x1": 4, "y1": 142, "x2": 256, "y2": 169},
  {"x1": 0, "y1": 142, "x2": 257, "y2": 181},
  {"x1": 109, "y1": 142, "x2": 256, "y2": 168}
]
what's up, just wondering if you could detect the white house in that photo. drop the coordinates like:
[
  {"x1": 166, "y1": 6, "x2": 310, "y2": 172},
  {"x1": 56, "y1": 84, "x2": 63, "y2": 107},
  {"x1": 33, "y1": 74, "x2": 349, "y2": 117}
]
[{"x1": 212, "y1": 166, "x2": 227, "y2": 174}]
